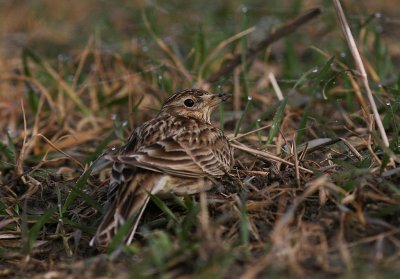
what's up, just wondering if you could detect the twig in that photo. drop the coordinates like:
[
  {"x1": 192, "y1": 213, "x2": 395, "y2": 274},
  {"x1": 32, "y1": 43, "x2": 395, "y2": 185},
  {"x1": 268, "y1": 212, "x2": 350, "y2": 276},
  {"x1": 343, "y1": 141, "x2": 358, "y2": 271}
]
[
  {"x1": 34, "y1": 134, "x2": 85, "y2": 170},
  {"x1": 228, "y1": 124, "x2": 272, "y2": 141},
  {"x1": 268, "y1": 72, "x2": 284, "y2": 101},
  {"x1": 332, "y1": 0, "x2": 389, "y2": 147},
  {"x1": 16, "y1": 100, "x2": 28, "y2": 177},
  {"x1": 338, "y1": 137, "x2": 363, "y2": 161},
  {"x1": 206, "y1": 7, "x2": 322, "y2": 83},
  {"x1": 231, "y1": 141, "x2": 313, "y2": 174}
]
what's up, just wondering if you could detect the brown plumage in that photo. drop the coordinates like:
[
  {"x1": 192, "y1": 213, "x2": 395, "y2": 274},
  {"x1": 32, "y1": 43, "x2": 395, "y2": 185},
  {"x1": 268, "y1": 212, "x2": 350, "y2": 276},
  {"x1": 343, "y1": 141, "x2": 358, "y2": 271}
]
[{"x1": 91, "y1": 89, "x2": 234, "y2": 248}]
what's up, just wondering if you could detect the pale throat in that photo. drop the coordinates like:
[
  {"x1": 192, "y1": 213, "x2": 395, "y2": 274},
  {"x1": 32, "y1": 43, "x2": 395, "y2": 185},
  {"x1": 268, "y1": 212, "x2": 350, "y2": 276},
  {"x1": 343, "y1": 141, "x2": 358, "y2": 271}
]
[
  {"x1": 184, "y1": 109, "x2": 212, "y2": 123},
  {"x1": 202, "y1": 107, "x2": 213, "y2": 124}
]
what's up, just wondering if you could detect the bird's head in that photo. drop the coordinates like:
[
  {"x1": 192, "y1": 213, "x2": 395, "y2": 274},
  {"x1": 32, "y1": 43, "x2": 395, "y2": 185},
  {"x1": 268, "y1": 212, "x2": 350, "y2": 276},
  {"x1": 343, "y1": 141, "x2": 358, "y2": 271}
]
[{"x1": 159, "y1": 89, "x2": 230, "y2": 123}]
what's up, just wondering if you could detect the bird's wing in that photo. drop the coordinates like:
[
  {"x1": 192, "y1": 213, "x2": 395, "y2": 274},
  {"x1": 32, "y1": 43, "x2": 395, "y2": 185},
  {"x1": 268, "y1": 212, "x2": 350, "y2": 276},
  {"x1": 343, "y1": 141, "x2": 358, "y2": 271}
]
[
  {"x1": 108, "y1": 137, "x2": 207, "y2": 178},
  {"x1": 91, "y1": 172, "x2": 162, "y2": 248},
  {"x1": 108, "y1": 135, "x2": 230, "y2": 178},
  {"x1": 180, "y1": 134, "x2": 232, "y2": 176}
]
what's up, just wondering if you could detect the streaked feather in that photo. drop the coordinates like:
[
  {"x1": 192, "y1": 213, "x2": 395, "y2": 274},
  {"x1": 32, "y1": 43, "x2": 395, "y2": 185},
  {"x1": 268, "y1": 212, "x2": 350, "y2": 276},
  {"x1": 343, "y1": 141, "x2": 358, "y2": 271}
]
[{"x1": 91, "y1": 89, "x2": 233, "y2": 248}]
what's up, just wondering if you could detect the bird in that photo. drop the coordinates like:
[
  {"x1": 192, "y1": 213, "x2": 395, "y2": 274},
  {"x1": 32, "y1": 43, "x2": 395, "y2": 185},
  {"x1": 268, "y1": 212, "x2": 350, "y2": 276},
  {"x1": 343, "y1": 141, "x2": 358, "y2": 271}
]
[{"x1": 91, "y1": 88, "x2": 234, "y2": 248}]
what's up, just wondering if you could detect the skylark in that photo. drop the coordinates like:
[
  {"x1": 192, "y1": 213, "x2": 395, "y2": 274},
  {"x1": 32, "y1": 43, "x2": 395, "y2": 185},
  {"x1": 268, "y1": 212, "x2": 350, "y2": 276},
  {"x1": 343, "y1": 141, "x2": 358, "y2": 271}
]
[{"x1": 91, "y1": 89, "x2": 234, "y2": 247}]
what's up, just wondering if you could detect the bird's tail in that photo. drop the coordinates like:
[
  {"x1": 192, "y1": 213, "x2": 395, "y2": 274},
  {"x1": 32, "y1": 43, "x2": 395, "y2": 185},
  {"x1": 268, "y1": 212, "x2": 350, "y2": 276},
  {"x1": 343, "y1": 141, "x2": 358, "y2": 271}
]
[{"x1": 90, "y1": 172, "x2": 164, "y2": 248}]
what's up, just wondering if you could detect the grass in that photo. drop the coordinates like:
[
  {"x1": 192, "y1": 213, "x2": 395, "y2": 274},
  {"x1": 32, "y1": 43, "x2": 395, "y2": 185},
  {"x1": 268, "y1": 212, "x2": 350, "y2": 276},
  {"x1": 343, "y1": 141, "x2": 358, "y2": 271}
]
[{"x1": 1, "y1": 0, "x2": 400, "y2": 278}]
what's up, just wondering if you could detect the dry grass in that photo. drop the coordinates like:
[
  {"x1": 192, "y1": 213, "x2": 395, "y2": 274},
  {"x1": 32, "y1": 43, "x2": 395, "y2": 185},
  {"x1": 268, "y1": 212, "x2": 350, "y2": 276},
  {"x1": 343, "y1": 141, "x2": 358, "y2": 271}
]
[{"x1": 1, "y1": 1, "x2": 400, "y2": 278}]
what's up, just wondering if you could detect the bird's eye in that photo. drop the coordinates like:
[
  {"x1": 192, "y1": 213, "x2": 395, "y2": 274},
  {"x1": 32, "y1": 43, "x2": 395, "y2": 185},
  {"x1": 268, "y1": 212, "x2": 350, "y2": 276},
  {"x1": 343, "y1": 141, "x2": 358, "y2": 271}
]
[{"x1": 184, "y1": 98, "x2": 195, "y2": 107}]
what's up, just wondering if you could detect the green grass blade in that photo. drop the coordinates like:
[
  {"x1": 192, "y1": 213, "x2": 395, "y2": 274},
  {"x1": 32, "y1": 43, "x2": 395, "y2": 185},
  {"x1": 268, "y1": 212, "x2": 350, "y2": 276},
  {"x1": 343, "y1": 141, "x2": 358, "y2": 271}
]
[
  {"x1": 22, "y1": 47, "x2": 91, "y2": 115},
  {"x1": 0, "y1": 141, "x2": 14, "y2": 163},
  {"x1": 239, "y1": 197, "x2": 249, "y2": 253},
  {"x1": 85, "y1": 131, "x2": 115, "y2": 164},
  {"x1": 181, "y1": 201, "x2": 200, "y2": 240},
  {"x1": 28, "y1": 208, "x2": 56, "y2": 250},
  {"x1": 62, "y1": 163, "x2": 96, "y2": 213},
  {"x1": 21, "y1": 48, "x2": 40, "y2": 113},
  {"x1": 312, "y1": 56, "x2": 335, "y2": 97},
  {"x1": 234, "y1": 96, "x2": 252, "y2": 137},
  {"x1": 266, "y1": 96, "x2": 288, "y2": 144},
  {"x1": 148, "y1": 193, "x2": 178, "y2": 223},
  {"x1": 62, "y1": 217, "x2": 96, "y2": 234},
  {"x1": 283, "y1": 38, "x2": 301, "y2": 78},
  {"x1": 6, "y1": 131, "x2": 17, "y2": 160},
  {"x1": 107, "y1": 215, "x2": 136, "y2": 253},
  {"x1": 296, "y1": 105, "x2": 310, "y2": 145},
  {"x1": 171, "y1": 195, "x2": 187, "y2": 210},
  {"x1": 69, "y1": 185, "x2": 103, "y2": 211},
  {"x1": 292, "y1": 67, "x2": 315, "y2": 91},
  {"x1": 149, "y1": 231, "x2": 172, "y2": 275}
]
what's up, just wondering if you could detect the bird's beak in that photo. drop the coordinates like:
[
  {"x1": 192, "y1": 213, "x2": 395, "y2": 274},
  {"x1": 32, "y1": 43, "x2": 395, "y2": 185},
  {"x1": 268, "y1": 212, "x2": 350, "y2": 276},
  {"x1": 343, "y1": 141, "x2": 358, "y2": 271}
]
[{"x1": 208, "y1": 92, "x2": 231, "y2": 107}]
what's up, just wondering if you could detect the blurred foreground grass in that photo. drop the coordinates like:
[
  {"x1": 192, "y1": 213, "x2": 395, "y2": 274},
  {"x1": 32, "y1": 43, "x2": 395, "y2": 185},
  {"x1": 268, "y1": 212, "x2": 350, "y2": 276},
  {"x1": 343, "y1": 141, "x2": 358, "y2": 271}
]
[{"x1": 1, "y1": 0, "x2": 400, "y2": 278}]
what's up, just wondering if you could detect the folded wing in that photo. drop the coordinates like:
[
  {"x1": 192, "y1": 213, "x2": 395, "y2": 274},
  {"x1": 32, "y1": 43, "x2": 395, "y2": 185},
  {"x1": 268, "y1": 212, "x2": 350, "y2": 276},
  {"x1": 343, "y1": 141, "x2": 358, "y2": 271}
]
[{"x1": 109, "y1": 135, "x2": 231, "y2": 178}]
